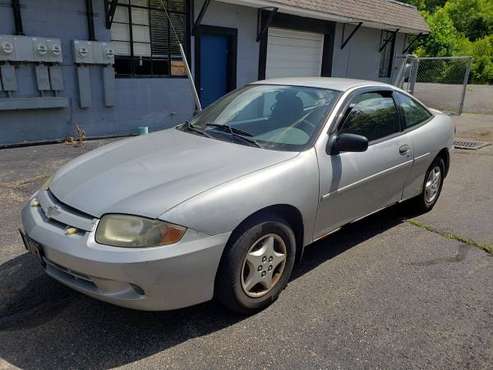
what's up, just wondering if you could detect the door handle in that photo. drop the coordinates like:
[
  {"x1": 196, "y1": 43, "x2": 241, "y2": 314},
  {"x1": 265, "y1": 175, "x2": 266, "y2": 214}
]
[{"x1": 399, "y1": 145, "x2": 411, "y2": 155}]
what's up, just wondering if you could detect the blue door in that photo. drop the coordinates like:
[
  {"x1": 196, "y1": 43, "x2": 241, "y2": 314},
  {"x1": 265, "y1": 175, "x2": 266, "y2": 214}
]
[{"x1": 199, "y1": 33, "x2": 230, "y2": 107}]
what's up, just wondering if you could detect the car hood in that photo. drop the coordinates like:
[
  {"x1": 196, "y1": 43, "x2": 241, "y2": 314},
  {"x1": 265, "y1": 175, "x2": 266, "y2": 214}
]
[{"x1": 50, "y1": 128, "x2": 298, "y2": 218}]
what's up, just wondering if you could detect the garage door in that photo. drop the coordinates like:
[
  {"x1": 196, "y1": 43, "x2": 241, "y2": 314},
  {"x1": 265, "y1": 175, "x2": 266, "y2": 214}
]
[{"x1": 266, "y1": 27, "x2": 324, "y2": 79}]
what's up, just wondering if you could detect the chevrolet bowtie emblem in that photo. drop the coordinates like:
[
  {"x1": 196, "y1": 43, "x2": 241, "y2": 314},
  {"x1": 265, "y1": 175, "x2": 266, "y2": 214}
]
[{"x1": 46, "y1": 205, "x2": 61, "y2": 218}]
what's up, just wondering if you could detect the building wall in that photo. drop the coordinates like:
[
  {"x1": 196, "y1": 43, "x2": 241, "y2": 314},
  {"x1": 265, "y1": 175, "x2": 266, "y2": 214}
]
[
  {"x1": 0, "y1": 0, "x2": 196, "y2": 146},
  {"x1": 194, "y1": 0, "x2": 260, "y2": 87},
  {"x1": 0, "y1": 1, "x2": 15, "y2": 37},
  {"x1": 332, "y1": 23, "x2": 407, "y2": 82},
  {"x1": 0, "y1": 0, "x2": 413, "y2": 146},
  {"x1": 0, "y1": 0, "x2": 263, "y2": 146}
]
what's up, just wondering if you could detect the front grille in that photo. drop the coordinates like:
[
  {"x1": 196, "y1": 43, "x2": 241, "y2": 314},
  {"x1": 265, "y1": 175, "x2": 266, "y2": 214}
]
[
  {"x1": 47, "y1": 190, "x2": 94, "y2": 220},
  {"x1": 38, "y1": 207, "x2": 71, "y2": 229},
  {"x1": 37, "y1": 190, "x2": 98, "y2": 232}
]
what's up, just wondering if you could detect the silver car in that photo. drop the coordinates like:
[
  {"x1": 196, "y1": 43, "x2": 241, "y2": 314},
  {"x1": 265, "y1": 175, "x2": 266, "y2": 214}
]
[{"x1": 21, "y1": 78, "x2": 454, "y2": 314}]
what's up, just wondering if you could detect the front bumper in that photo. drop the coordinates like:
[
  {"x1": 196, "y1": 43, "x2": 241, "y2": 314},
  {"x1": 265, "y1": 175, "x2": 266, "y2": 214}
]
[{"x1": 21, "y1": 192, "x2": 230, "y2": 311}]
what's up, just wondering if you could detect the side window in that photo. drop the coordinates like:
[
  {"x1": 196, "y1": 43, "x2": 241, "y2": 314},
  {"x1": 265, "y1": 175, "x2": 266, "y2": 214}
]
[
  {"x1": 339, "y1": 92, "x2": 400, "y2": 142},
  {"x1": 397, "y1": 92, "x2": 432, "y2": 129}
]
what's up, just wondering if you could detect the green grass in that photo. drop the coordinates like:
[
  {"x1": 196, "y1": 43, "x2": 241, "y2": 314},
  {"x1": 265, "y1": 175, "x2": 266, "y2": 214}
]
[{"x1": 407, "y1": 219, "x2": 493, "y2": 255}]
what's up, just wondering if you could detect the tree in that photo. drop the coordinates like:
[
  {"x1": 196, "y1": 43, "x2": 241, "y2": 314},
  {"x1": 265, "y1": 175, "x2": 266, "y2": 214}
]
[
  {"x1": 445, "y1": 0, "x2": 493, "y2": 41},
  {"x1": 404, "y1": 0, "x2": 493, "y2": 83},
  {"x1": 414, "y1": 7, "x2": 461, "y2": 57},
  {"x1": 467, "y1": 35, "x2": 493, "y2": 83},
  {"x1": 399, "y1": 0, "x2": 446, "y2": 12}
]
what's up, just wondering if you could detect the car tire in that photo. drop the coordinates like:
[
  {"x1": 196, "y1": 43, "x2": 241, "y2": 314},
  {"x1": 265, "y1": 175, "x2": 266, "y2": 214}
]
[
  {"x1": 408, "y1": 157, "x2": 445, "y2": 214},
  {"x1": 216, "y1": 215, "x2": 297, "y2": 315}
]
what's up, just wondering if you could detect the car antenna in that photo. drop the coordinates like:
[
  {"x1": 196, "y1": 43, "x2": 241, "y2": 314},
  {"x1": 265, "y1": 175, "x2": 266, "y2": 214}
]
[{"x1": 158, "y1": 0, "x2": 202, "y2": 113}]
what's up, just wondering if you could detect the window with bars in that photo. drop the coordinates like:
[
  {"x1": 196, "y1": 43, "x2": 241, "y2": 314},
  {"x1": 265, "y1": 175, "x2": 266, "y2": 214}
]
[
  {"x1": 110, "y1": 0, "x2": 189, "y2": 77},
  {"x1": 379, "y1": 30, "x2": 396, "y2": 78}
]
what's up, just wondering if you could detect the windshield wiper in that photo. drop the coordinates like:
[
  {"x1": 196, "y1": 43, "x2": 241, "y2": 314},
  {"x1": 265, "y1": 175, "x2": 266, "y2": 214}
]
[
  {"x1": 204, "y1": 123, "x2": 262, "y2": 148},
  {"x1": 181, "y1": 121, "x2": 213, "y2": 138},
  {"x1": 205, "y1": 123, "x2": 253, "y2": 137}
]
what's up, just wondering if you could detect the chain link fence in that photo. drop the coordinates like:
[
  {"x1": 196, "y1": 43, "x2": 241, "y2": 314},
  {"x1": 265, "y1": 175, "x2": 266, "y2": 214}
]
[{"x1": 393, "y1": 55, "x2": 472, "y2": 115}]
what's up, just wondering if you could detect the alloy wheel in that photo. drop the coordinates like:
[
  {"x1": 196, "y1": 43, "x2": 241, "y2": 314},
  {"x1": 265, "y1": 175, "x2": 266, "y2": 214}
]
[{"x1": 424, "y1": 166, "x2": 442, "y2": 204}]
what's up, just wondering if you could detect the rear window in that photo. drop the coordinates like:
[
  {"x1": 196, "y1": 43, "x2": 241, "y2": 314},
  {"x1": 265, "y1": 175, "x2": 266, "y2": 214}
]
[{"x1": 396, "y1": 92, "x2": 432, "y2": 129}]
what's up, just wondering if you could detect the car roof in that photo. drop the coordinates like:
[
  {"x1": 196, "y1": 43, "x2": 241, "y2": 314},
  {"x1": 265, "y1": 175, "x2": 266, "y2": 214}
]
[{"x1": 250, "y1": 77, "x2": 393, "y2": 92}]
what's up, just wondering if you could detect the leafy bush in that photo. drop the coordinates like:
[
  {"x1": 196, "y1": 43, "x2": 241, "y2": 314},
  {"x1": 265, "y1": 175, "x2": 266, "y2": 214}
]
[{"x1": 402, "y1": 0, "x2": 493, "y2": 84}]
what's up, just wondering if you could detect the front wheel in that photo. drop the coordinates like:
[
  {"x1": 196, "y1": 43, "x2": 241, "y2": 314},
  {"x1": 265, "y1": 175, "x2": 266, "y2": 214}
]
[{"x1": 216, "y1": 216, "x2": 296, "y2": 314}]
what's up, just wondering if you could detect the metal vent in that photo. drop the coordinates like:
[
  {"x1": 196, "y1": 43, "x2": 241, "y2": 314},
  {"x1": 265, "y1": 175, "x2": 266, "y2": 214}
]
[{"x1": 454, "y1": 139, "x2": 491, "y2": 150}]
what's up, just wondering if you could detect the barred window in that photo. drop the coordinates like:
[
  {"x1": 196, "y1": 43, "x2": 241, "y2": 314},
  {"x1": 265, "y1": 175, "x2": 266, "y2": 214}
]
[
  {"x1": 379, "y1": 30, "x2": 396, "y2": 78},
  {"x1": 110, "y1": 0, "x2": 188, "y2": 77}
]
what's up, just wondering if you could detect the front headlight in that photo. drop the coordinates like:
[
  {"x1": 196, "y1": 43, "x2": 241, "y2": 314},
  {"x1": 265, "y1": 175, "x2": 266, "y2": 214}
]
[{"x1": 95, "y1": 214, "x2": 186, "y2": 248}]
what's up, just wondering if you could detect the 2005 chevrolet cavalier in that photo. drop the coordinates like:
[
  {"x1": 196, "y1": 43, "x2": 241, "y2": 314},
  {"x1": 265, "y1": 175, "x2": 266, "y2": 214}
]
[{"x1": 21, "y1": 78, "x2": 453, "y2": 314}]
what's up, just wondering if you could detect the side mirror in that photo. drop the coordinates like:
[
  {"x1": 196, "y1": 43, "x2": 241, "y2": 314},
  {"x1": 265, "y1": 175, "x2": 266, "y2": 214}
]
[{"x1": 328, "y1": 133, "x2": 369, "y2": 155}]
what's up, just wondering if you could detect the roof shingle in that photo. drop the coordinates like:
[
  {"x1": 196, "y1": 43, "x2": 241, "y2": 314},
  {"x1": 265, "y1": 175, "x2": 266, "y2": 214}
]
[{"x1": 262, "y1": 0, "x2": 429, "y2": 33}]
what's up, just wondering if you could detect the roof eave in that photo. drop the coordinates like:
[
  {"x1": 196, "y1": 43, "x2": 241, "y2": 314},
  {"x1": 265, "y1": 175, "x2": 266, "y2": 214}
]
[{"x1": 216, "y1": 0, "x2": 430, "y2": 34}]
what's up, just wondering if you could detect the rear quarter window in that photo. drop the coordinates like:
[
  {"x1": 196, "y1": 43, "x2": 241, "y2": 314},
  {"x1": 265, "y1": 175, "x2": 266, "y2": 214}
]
[{"x1": 396, "y1": 92, "x2": 432, "y2": 129}]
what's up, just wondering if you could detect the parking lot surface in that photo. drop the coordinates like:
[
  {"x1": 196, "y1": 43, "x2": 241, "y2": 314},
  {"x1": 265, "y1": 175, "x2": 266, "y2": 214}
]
[{"x1": 0, "y1": 115, "x2": 492, "y2": 369}]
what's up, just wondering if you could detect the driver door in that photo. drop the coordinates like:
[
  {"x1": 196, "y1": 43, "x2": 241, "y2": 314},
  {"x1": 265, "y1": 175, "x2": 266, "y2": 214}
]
[{"x1": 314, "y1": 90, "x2": 414, "y2": 239}]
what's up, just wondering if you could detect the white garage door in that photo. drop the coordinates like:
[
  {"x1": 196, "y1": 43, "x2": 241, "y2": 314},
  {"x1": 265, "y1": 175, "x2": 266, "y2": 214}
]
[{"x1": 266, "y1": 27, "x2": 324, "y2": 79}]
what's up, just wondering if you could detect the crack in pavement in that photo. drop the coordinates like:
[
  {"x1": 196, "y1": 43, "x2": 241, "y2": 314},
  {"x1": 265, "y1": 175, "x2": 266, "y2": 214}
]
[
  {"x1": 0, "y1": 175, "x2": 49, "y2": 202},
  {"x1": 407, "y1": 219, "x2": 493, "y2": 255},
  {"x1": 0, "y1": 174, "x2": 49, "y2": 190}
]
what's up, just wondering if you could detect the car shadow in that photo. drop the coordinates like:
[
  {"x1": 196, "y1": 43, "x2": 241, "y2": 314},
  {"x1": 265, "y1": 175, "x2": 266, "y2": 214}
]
[
  {"x1": 295, "y1": 203, "x2": 418, "y2": 278},
  {"x1": 0, "y1": 203, "x2": 414, "y2": 369}
]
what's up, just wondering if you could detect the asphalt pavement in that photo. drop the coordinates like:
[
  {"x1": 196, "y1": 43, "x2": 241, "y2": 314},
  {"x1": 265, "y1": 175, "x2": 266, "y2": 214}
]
[{"x1": 0, "y1": 115, "x2": 491, "y2": 369}]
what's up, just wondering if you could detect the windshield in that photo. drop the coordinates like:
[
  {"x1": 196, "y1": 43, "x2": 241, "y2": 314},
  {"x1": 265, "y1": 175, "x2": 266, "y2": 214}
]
[{"x1": 185, "y1": 84, "x2": 341, "y2": 151}]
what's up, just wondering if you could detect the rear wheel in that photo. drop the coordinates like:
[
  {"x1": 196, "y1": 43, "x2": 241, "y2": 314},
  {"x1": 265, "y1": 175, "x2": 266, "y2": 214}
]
[
  {"x1": 408, "y1": 157, "x2": 445, "y2": 213},
  {"x1": 216, "y1": 216, "x2": 296, "y2": 314}
]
